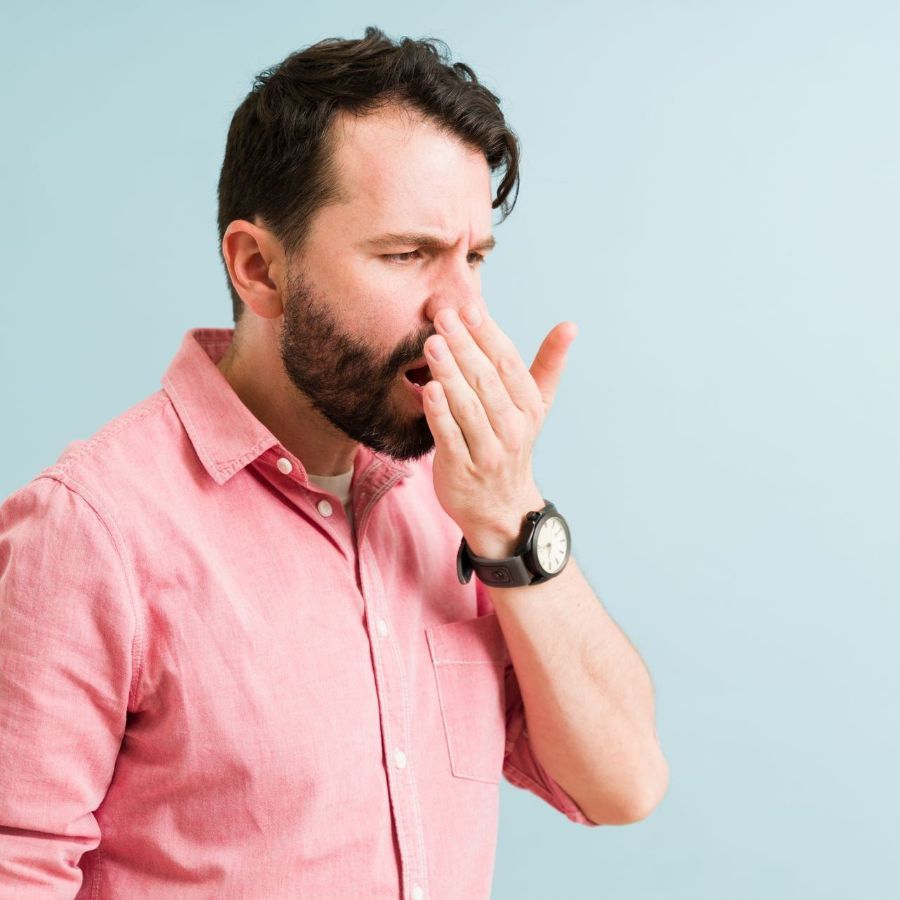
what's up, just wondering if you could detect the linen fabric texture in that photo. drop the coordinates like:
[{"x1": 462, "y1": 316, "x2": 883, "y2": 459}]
[{"x1": 0, "y1": 328, "x2": 597, "y2": 900}]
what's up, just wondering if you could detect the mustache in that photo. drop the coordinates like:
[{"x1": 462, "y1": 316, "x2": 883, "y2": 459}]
[{"x1": 392, "y1": 327, "x2": 438, "y2": 371}]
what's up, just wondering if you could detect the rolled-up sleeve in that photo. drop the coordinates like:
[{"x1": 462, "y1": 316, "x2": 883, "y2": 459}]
[
  {"x1": 472, "y1": 578, "x2": 601, "y2": 827},
  {"x1": 0, "y1": 475, "x2": 138, "y2": 896},
  {"x1": 503, "y1": 663, "x2": 602, "y2": 827}
]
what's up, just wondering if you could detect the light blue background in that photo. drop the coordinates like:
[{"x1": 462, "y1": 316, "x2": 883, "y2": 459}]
[{"x1": 2, "y1": 2, "x2": 898, "y2": 898}]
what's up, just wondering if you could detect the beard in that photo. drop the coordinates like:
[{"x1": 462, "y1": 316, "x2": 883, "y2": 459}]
[{"x1": 278, "y1": 265, "x2": 437, "y2": 462}]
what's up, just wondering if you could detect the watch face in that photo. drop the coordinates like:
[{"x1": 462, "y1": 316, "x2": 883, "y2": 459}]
[{"x1": 535, "y1": 515, "x2": 569, "y2": 574}]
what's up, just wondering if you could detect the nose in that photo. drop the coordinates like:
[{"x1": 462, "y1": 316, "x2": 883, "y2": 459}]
[{"x1": 423, "y1": 253, "x2": 484, "y2": 325}]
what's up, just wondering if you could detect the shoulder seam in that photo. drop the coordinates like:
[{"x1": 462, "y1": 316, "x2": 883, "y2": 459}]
[
  {"x1": 46, "y1": 392, "x2": 170, "y2": 480},
  {"x1": 35, "y1": 474, "x2": 145, "y2": 714}
]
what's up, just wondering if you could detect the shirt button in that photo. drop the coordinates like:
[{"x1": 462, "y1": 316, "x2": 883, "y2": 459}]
[
  {"x1": 276, "y1": 457, "x2": 293, "y2": 475},
  {"x1": 412, "y1": 885, "x2": 424, "y2": 900},
  {"x1": 376, "y1": 618, "x2": 388, "y2": 637},
  {"x1": 316, "y1": 499, "x2": 333, "y2": 517},
  {"x1": 394, "y1": 749, "x2": 407, "y2": 770}
]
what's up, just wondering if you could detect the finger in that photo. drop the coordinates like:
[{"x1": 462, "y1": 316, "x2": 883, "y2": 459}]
[
  {"x1": 529, "y1": 321, "x2": 578, "y2": 414},
  {"x1": 455, "y1": 303, "x2": 544, "y2": 422},
  {"x1": 433, "y1": 308, "x2": 523, "y2": 448},
  {"x1": 425, "y1": 333, "x2": 498, "y2": 465},
  {"x1": 422, "y1": 379, "x2": 470, "y2": 462}
]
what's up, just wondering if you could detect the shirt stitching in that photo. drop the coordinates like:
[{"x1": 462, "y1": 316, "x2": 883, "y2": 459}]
[
  {"x1": 360, "y1": 548, "x2": 415, "y2": 894},
  {"x1": 38, "y1": 474, "x2": 145, "y2": 714},
  {"x1": 503, "y1": 758, "x2": 594, "y2": 824},
  {"x1": 47, "y1": 393, "x2": 169, "y2": 480},
  {"x1": 431, "y1": 658, "x2": 508, "y2": 666},
  {"x1": 390, "y1": 582, "x2": 429, "y2": 898},
  {"x1": 161, "y1": 372, "x2": 231, "y2": 481}
]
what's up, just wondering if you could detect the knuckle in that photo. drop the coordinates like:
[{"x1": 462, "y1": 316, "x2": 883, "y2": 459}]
[
  {"x1": 462, "y1": 394, "x2": 483, "y2": 421},
  {"x1": 474, "y1": 368, "x2": 502, "y2": 397},
  {"x1": 496, "y1": 354, "x2": 519, "y2": 380},
  {"x1": 501, "y1": 413, "x2": 523, "y2": 439},
  {"x1": 512, "y1": 421, "x2": 532, "y2": 451},
  {"x1": 482, "y1": 451, "x2": 503, "y2": 472},
  {"x1": 503, "y1": 434, "x2": 524, "y2": 454}
]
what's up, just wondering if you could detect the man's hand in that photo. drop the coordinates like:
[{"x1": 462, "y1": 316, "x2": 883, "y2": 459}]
[
  {"x1": 422, "y1": 303, "x2": 667, "y2": 826},
  {"x1": 421, "y1": 301, "x2": 577, "y2": 559}
]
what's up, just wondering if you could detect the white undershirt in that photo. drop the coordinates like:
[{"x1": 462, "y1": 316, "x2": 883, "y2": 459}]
[{"x1": 306, "y1": 468, "x2": 355, "y2": 529}]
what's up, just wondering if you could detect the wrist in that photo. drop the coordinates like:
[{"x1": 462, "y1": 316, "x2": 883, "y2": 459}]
[{"x1": 463, "y1": 488, "x2": 545, "y2": 559}]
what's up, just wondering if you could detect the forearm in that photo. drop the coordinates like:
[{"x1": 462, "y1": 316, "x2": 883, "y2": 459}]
[
  {"x1": 482, "y1": 551, "x2": 668, "y2": 825},
  {"x1": 419, "y1": 300, "x2": 666, "y2": 823}
]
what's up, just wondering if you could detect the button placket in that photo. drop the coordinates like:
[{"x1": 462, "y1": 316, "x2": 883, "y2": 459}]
[{"x1": 354, "y1": 471, "x2": 428, "y2": 900}]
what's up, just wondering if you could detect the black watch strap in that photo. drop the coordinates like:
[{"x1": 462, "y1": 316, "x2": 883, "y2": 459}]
[{"x1": 456, "y1": 537, "x2": 538, "y2": 587}]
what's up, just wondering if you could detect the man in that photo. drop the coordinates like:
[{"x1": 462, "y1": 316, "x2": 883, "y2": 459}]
[{"x1": 0, "y1": 26, "x2": 668, "y2": 899}]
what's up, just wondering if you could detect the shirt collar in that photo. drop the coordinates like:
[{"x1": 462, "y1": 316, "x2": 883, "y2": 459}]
[{"x1": 161, "y1": 327, "x2": 411, "y2": 486}]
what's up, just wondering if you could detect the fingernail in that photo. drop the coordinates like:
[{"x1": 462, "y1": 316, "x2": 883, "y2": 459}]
[
  {"x1": 461, "y1": 304, "x2": 482, "y2": 328},
  {"x1": 427, "y1": 336, "x2": 446, "y2": 360}
]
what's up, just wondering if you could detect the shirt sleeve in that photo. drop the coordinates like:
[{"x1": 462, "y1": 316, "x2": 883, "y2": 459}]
[
  {"x1": 0, "y1": 475, "x2": 137, "y2": 896},
  {"x1": 502, "y1": 663, "x2": 602, "y2": 827},
  {"x1": 472, "y1": 580, "x2": 601, "y2": 827}
]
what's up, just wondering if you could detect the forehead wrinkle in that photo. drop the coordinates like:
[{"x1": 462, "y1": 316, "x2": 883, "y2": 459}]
[{"x1": 360, "y1": 231, "x2": 496, "y2": 252}]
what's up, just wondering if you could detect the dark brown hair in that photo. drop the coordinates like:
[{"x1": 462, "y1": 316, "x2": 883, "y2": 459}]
[{"x1": 216, "y1": 26, "x2": 521, "y2": 324}]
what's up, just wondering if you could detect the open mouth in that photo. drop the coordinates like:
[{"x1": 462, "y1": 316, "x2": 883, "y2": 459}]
[{"x1": 403, "y1": 363, "x2": 433, "y2": 388}]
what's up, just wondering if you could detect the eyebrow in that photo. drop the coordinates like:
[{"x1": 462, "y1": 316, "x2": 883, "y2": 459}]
[{"x1": 360, "y1": 231, "x2": 497, "y2": 252}]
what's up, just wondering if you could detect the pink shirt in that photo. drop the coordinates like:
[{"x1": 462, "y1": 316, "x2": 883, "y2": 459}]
[{"x1": 0, "y1": 328, "x2": 597, "y2": 900}]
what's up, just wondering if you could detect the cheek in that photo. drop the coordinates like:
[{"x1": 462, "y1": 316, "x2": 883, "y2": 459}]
[
  {"x1": 359, "y1": 277, "x2": 422, "y2": 328},
  {"x1": 343, "y1": 259, "x2": 400, "y2": 308},
  {"x1": 369, "y1": 268, "x2": 420, "y2": 308},
  {"x1": 343, "y1": 260, "x2": 428, "y2": 350}
]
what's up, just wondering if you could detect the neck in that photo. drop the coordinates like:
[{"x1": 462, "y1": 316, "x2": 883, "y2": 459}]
[{"x1": 216, "y1": 324, "x2": 358, "y2": 477}]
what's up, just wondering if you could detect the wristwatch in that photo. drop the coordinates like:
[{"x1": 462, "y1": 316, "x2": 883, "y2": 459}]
[{"x1": 456, "y1": 500, "x2": 571, "y2": 587}]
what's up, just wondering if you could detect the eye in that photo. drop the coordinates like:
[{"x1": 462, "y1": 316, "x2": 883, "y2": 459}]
[
  {"x1": 382, "y1": 250, "x2": 487, "y2": 266},
  {"x1": 383, "y1": 250, "x2": 421, "y2": 263}
]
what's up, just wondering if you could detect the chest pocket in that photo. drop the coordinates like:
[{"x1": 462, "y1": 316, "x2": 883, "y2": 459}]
[{"x1": 425, "y1": 613, "x2": 510, "y2": 784}]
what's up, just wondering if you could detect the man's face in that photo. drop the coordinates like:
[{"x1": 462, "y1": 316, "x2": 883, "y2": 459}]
[{"x1": 277, "y1": 104, "x2": 495, "y2": 462}]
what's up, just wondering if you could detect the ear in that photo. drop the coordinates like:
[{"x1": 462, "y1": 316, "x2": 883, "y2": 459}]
[{"x1": 221, "y1": 220, "x2": 286, "y2": 319}]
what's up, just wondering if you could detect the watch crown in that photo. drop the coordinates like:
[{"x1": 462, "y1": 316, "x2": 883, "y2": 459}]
[{"x1": 456, "y1": 502, "x2": 569, "y2": 588}]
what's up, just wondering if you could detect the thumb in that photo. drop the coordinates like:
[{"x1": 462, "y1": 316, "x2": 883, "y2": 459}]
[{"x1": 529, "y1": 321, "x2": 578, "y2": 414}]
